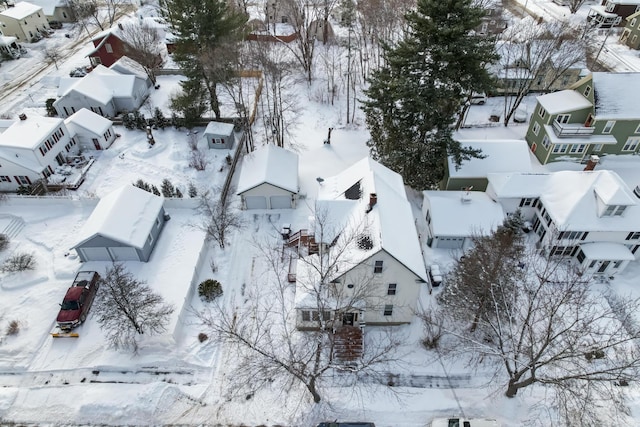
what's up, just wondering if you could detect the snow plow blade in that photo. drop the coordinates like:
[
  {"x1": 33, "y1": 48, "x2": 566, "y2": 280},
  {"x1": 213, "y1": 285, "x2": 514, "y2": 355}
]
[{"x1": 51, "y1": 330, "x2": 79, "y2": 338}]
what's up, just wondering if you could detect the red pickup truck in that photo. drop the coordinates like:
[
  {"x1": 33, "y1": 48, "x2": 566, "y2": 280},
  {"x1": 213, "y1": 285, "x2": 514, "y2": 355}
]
[{"x1": 56, "y1": 271, "x2": 100, "y2": 331}]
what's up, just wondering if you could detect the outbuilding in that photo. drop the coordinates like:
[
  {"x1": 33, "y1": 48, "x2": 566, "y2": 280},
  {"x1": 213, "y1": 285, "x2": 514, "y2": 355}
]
[
  {"x1": 72, "y1": 185, "x2": 166, "y2": 262},
  {"x1": 237, "y1": 144, "x2": 299, "y2": 209},
  {"x1": 203, "y1": 121, "x2": 235, "y2": 149}
]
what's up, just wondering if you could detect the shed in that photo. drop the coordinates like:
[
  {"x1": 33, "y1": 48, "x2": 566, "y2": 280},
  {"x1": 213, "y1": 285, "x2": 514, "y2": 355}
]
[
  {"x1": 203, "y1": 121, "x2": 235, "y2": 149},
  {"x1": 73, "y1": 185, "x2": 166, "y2": 262},
  {"x1": 237, "y1": 144, "x2": 299, "y2": 209}
]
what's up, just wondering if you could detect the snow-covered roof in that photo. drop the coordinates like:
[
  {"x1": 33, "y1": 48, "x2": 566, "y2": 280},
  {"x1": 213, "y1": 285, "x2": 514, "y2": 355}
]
[
  {"x1": 0, "y1": 114, "x2": 63, "y2": 149},
  {"x1": 109, "y1": 56, "x2": 149, "y2": 82},
  {"x1": 57, "y1": 65, "x2": 138, "y2": 104},
  {"x1": 609, "y1": 0, "x2": 640, "y2": 5},
  {"x1": 64, "y1": 108, "x2": 112, "y2": 135},
  {"x1": 0, "y1": 119, "x2": 15, "y2": 133},
  {"x1": 74, "y1": 185, "x2": 164, "y2": 250},
  {"x1": 448, "y1": 140, "x2": 532, "y2": 178},
  {"x1": 314, "y1": 157, "x2": 427, "y2": 282},
  {"x1": 592, "y1": 72, "x2": 640, "y2": 120},
  {"x1": 203, "y1": 121, "x2": 235, "y2": 137},
  {"x1": 236, "y1": 144, "x2": 299, "y2": 194},
  {"x1": 0, "y1": 2, "x2": 43, "y2": 19},
  {"x1": 537, "y1": 90, "x2": 593, "y2": 115},
  {"x1": 424, "y1": 190, "x2": 505, "y2": 237},
  {"x1": 487, "y1": 170, "x2": 640, "y2": 231},
  {"x1": 589, "y1": 5, "x2": 619, "y2": 17},
  {"x1": 23, "y1": 0, "x2": 64, "y2": 15},
  {"x1": 0, "y1": 35, "x2": 17, "y2": 46},
  {"x1": 580, "y1": 242, "x2": 635, "y2": 261},
  {"x1": 543, "y1": 125, "x2": 618, "y2": 145}
]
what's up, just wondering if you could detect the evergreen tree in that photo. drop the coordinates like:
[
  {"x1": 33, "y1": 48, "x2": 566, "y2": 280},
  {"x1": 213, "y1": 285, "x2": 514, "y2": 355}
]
[
  {"x1": 153, "y1": 107, "x2": 167, "y2": 130},
  {"x1": 188, "y1": 182, "x2": 198, "y2": 198},
  {"x1": 175, "y1": 188, "x2": 183, "y2": 198},
  {"x1": 133, "y1": 179, "x2": 147, "y2": 191},
  {"x1": 161, "y1": 178, "x2": 176, "y2": 198},
  {"x1": 362, "y1": 0, "x2": 497, "y2": 189},
  {"x1": 123, "y1": 112, "x2": 135, "y2": 130},
  {"x1": 151, "y1": 185, "x2": 161, "y2": 196},
  {"x1": 132, "y1": 110, "x2": 147, "y2": 130},
  {"x1": 162, "y1": 0, "x2": 247, "y2": 119}
]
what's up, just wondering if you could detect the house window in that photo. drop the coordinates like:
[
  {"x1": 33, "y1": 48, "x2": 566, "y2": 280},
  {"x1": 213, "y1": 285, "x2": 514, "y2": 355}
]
[
  {"x1": 577, "y1": 250, "x2": 586, "y2": 263},
  {"x1": 425, "y1": 211, "x2": 431, "y2": 224},
  {"x1": 622, "y1": 137, "x2": 640, "y2": 152},
  {"x1": 105, "y1": 43, "x2": 113, "y2": 53},
  {"x1": 569, "y1": 144, "x2": 586, "y2": 154},
  {"x1": 538, "y1": 106, "x2": 547, "y2": 119},
  {"x1": 632, "y1": 245, "x2": 640, "y2": 254},
  {"x1": 632, "y1": 18, "x2": 638, "y2": 27},
  {"x1": 626, "y1": 232, "x2": 640, "y2": 240},
  {"x1": 302, "y1": 310, "x2": 310, "y2": 321},
  {"x1": 556, "y1": 114, "x2": 571, "y2": 124},
  {"x1": 593, "y1": 144, "x2": 603, "y2": 152},
  {"x1": 387, "y1": 283, "x2": 397, "y2": 295},
  {"x1": 584, "y1": 86, "x2": 592, "y2": 97},
  {"x1": 552, "y1": 144, "x2": 569, "y2": 154},
  {"x1": 16, "y1": 176, "x2": 30, "y2": 185},
  {"x1": 213, "y1": 138, "x2": 224, "y2": 144},
  {"x1": 614, "y1": 205, "x2": 627, "y2": 216},
  {"x1": 614, "y1": 260, "x2": 623, "y2": 269},
  {"x1": 383, "y1": 305, "x2": 393, "y2": 316},
  {"x1": 635, "y1": 124, "x2": 640, "y2": 134},
  {"x1": 603, "y1": 205, "x2": 617, "y2": 216},
  {"x1": 532, "y1": 122, "x2": 540, "y2": 136},
  {"x1": 0, "y1": 176, "x2": 10, "y2": 182},
  {"x1": 551, "y1": 246, "x2": 575, "y2": 256},
  {"x1": 147, "y1": 233, "x2": 154, "y2": 246},
  {"x1": 602, "y1": 120, "x2": 615, "y2": 134},
  {"x1": 633, "y1": 35, "x2": 639, "y2": 44},
  {"x1": 542, "y1": 135, "x2": 550, "y2": 149},
  {"x1": 374, "y1": 260, "x2": 383, "y2": 273},
  {"x1": 519, "y1": 197, "x2": 538, "y2": 207}
]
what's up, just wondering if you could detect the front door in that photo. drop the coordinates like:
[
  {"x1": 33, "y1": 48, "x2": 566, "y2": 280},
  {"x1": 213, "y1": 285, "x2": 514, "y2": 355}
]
[{"x1": 342, "y1": 313, "x2": 356, "y2": 326}]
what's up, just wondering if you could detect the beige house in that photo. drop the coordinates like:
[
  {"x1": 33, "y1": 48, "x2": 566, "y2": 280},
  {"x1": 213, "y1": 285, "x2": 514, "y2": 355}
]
[{"x1": 0, "y1": 1, "x2": 50, "y2": 42}]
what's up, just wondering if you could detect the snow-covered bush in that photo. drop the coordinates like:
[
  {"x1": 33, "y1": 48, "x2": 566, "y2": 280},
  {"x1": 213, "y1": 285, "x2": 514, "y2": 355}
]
[{"x1": 198, "y1": 279, "x2": 223, "y2": 302}]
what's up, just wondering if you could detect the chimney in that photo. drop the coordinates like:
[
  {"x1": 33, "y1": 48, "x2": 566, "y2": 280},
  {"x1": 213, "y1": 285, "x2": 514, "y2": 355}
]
[
  {"x1": 18, "y1": 113, "x2": 27, "y2": 121},
  {"x1": 584, "y1": 155, "x2": 600, "y2": 171},
  {"x1": 366, "y1": 193, "x2": 377, "y2": 213},
  {"x1": 118, "y1": 23, "x2": 123, "y2": 30}
]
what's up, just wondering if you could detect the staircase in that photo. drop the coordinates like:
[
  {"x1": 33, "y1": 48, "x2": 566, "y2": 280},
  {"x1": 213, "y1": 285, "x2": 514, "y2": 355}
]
[
  {"x1": 285, "y1": 229, "x2": 319, "y2": 255},
  {"x1": 0, "y1": 215, "x2": 25, "y2": 239},
  {"x1": 332, "y1": 326, "x2": 364, "y2": 362}
]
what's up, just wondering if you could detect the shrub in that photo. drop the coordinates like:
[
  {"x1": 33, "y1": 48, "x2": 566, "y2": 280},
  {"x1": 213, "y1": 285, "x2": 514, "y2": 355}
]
[
  {"x1": 122, "y1": 112, "x2": 135, "y2": 129},
  {"x1": 5, "y1": 320, "x2": 20, "y2": 335},
  {"x1": 153, "y1": 107, "x2": 167, "y2": 130},
  {"x1": 198, "y1": 279, "x2": 223, "y2": 302},
  {"x1": 45, "y1": 98, "x2": 57, "y2": 116},
  {"x1": 198, "y1": 332, "x2": 208, "y2": 342},
  {"x1": 188, "y1": 183, "x2": 198, "y2": 198},
  {"x1": 0, "y1": 234, "x2": 8, "y2": 251},
  {"x1": 1, "y1": 252, "x2": 36, "y2": 273}
]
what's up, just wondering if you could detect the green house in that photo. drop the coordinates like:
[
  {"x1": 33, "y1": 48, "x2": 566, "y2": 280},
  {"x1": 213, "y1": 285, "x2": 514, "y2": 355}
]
[
  {"x1": 525, "y1": 72, "x2": 640, "y2": 165},
  {"x1": 620, "y1": 11, "x2": 640, "y2": 50}
]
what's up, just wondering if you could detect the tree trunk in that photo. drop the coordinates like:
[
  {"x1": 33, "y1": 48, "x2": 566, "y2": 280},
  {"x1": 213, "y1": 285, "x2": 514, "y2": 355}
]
[
  {"x1": 505, "y1": 379, "x2": 519, "y2": 397},
  {"x1": 307, "y1": 377, "x2": 322, "y2": 403}
]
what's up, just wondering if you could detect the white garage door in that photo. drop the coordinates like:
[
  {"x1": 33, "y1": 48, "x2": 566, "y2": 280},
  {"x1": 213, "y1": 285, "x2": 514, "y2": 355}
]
[
  {"x1": 245, "y1": 196, "x2": 268, "y2": 209},
  {"x1": 437, "y1": 237, "x2": 465, "y2": 249},
  {"x1": 80, "y1": 247, "x2": 111, "y2": 261},
  {"x1": 270, "y1": 195, "x2": 291, "y2": 209},
  {"x1": 109, "y1": 247, "x2": 139, "y2": 261}
]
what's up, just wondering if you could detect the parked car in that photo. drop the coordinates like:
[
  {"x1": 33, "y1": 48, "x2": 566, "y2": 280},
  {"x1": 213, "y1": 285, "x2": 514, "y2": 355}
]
[
  {"x1": 317, "y1": 423, "x2": 375, "y2": 427},
  {"x1": 513, "y1": 104, "x2": 528, "y2": 123},
  {"x1": 431, "y1": 417, "x2": 499, "y2": 427},
  {"x1": 49, "y1": 21, "x2": 63, "y2": 29},
  {"x1": 469, "y1": 92, "x2": 487, "y2": 105},
  {"x1": 56, "y1": 271, "x2": 100, "y2": 331},
  {"x1": 429, "y1": 264, "x2": 443, "y2": 288}
]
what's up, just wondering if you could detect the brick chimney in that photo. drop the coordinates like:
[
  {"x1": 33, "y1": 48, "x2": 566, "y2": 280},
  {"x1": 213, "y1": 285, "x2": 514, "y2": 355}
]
[
  {"x1": 18, "y1": 113, "x2": 27, "y2": 121},
  {"x1": 584, "y1": 155, "x2": 600, "y2": 171},
  {"x1": 366, "y1": 193, "x2": 377, "y2": 213}
]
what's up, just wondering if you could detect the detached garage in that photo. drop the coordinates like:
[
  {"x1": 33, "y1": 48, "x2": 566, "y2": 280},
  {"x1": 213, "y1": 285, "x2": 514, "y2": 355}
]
[
  {"x1": 237, "y1": 144, "x2": 299, "y2": 210},
  {"x1": 73, "y1": 185, "x2": 166, "y2": 262}
]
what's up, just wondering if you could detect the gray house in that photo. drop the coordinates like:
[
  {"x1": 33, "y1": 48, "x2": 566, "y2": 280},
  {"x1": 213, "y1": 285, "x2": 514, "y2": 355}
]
[
  {"x1": 73, "y1": 185, "x2": 166, "y2": 262},
  {"x1": 203, "y1": 121, "x2": 235, "y2": 149}
]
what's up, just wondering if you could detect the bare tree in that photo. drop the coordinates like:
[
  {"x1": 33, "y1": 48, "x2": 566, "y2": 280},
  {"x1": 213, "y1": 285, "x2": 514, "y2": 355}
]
[
  {"x1": 566, "y1": 0, "x2": 588, "y2": 14},
  {"x1": 434, "y1": 231, "x2": 640, "y2": 424},
  {"x1": 497, "y1": 18, "x2": 587, "y2": 125},
  {"x1": 43, "y1": 44, "x2": 63, "y2": 70},
  {"x1": 104, "y1": 0, "x2": 131, "y2": 28},
  {"x1": 198, "y1": 208, "x2": 405, "y2": 403},
  {"x1": 67, "y1": 0, "x2": 103, "y2": 32},
  {"x1": 95, "y1": 263, "x2": 174, "y2": 351},
  {"x1": 195, "y1": 189, "x2": 243, "y2": 249},
  {"x1": 119, "y1": 21, "x2": 165, "y2": 85}
]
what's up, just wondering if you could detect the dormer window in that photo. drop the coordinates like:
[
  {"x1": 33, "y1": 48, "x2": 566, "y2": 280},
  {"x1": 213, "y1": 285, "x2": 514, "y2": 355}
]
[{"x1": 603, "y1": 205, "x2": 627, "y2": 217}]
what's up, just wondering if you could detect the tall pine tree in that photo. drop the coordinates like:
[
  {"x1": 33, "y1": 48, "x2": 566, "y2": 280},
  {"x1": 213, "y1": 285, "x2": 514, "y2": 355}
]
[
  {"x1": 162, "y1": 0, "x2": 247, "y2": 119},
  {"x1": 362, "y1": 0, "x2": 497, "y2": 189}
]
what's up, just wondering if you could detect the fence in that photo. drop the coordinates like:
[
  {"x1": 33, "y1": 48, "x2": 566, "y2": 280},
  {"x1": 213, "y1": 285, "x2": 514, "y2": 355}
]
[{"x1": 174, "y1": 236, "x2": 210, "y2": 340}]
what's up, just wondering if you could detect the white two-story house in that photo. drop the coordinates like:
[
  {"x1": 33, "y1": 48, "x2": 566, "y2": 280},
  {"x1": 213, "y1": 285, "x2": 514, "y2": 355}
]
[{"x1": 0, "y1": 113, "x2": 78, "y2": 191}]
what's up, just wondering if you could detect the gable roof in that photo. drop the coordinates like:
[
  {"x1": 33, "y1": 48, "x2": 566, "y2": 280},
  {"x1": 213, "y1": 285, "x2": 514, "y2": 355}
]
[
  {"x1": 423, "y1": 190, "x2": 505, "y2": 237},
  {"x1": 448, "y1": 140, "x2": 532, "y2": 179},
  {"x1": 73, "y1": 185, "x2": 164, "y2": 250},
  {"x1": 64, "y1": 108, "x2": 112, "y2": 135},
  {"x1": 537, "y1": 89, "x2": 593, "y2": 115},
  {"x1": 592, "y1": 72, "x2": 640, "y2": 120},
  {"x1": 23, "y1": 0, "x2": 65, "y2": 15},
  {"x1": 0, "y1": 114, "x2": 63, "y2": 150},
  {"x1": 0, "y1": 2, "x2": 42, "y2": 19},
  {"x1": 110, "y1": 56, "x2": 149, "y2": 82},
  {"x1": 316, "y1": 157, "x2": 427, "y2": 282},
  {"x1": 236, "y1": 144, "x2": 299, "y2": 194},
  {"x1": 57, "y1": 65, "x2": 138, "y2": 104}
]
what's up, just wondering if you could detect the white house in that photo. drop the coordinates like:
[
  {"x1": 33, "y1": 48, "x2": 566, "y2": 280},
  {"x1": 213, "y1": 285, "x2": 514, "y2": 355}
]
[
  {"x1": 487, "y1": 169, "x2": 640, "y2": 276},
  {"x1": 72, "y1": 185, "x2": 166, "y2": 262},
  {"x1": 0, "y1": 113, "x2": 78, "y2": 191},
  {"x1": 422, "y1": 190, "x2": 505, "y2": 250},
  {"x1": 0, "y1": 2, "x2": 49, "y2": 42},
  {"x1": 236, "y1": 144, "x2": 299, "y2": 209},
  {"x1": 25, "y1": 0, "x2": 74, "y2": 22},
  {"x1": 109, "y1": 55, "x2": 153, "y2": 89},
  {"x1": 54, "y1": 65, "x2": 150, "y2": 118},
  {"x1": 293, "y1": 157, "x2": 428, "y2": 329},
  {"x1": 64, "y1": 108, "x2": 116, "y2": 150},
  {"x1": 203, "y1": 121, "x2": 235, "y2": 149}
]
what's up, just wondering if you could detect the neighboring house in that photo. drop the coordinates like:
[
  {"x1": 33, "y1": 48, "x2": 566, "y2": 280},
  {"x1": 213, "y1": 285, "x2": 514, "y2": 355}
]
[
  {"x1": 0, "y1": 1, "x2": 49, "y2": 42},
  {"x1": 203, "y1": 121, "x2": 235, "y2": 149},
  {"x1": 525, "y1": 72, "x2": 640, "y2": 164},
  {"x1": 237, "y1": 144, "x2": 299, "y2": 209},
  {"x1": 88, "y1": 18, "x2": 165, "y2": 67},
  {"x1": 72, "y1": 185, "x2": 166, "y2": 262},
  {"x1": 294, "y1": 157, "x2": 428, "y2": 329},
  {"x1": 308, "y1": 18, "x2": 334, "y2": 42},
  {"x1": 588, "y1": 0, "x2": 640, "y2": 27},
  {"x1": 26, "y1": 0, "x2": 74, "y2": 23},
  {"x1": 441, "y1": 140, "x2": 532, "y2": 191},
  {"x1": 422, "y1": 190, "x2": 505, "y2": 250},
  {"x1": 109, "y1": 55, "x2": 153, "y2": 89},
  {"x1": 476, "y1": 2, "x2": 508, "y2": 37},
  {"x1": 0, "y1": 28, "x2": 23, "y2": 59},
  {"x1": 0, "y1": 113, "x2": 79, "y2": 191},
  {"x1": 54, "y1": 64, "x2": 150, "y2": 118},
  {"x1": 265, "y1": 0, "x2": 299, "y2": 27},
  {"x1": 620, "y1": 11, "x2": 640, "y2": 49},
  {"x1": 64, "y1": 108, "x2": 116, "y2": 150},
  {"x1": 487, "y1": 169, "x2": 640, "y2": 275}
]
